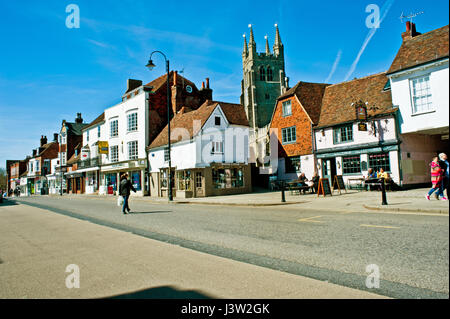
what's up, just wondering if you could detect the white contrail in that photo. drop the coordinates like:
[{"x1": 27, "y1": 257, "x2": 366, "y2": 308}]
[
  {"x1": 325, "y1": 49, "x2": 342, "y2": 82},
  {"x1": 344, "y1": 0, "x2": 395, "y2": 81}
]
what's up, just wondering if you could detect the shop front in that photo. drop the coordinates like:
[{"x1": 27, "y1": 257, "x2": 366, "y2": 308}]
[
  {"x1": 100, "y1": 160, "x2": 147, "y2": 196},
  {"x1": 65, "y1": 172, "x2": 85, "y2": 194}
]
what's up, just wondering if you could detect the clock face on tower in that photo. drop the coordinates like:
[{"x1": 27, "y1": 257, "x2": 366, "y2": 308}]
[{"x1": 185, "y1": 85, "x2": 192, "y2": 93}]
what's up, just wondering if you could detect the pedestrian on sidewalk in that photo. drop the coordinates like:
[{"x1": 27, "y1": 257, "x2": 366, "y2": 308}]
[
  {"x1": 438, "y1": 153, "x2": 449, "y2": 199},
  {"x1": 119, "y1": 173, "x2": 137, "y2": 214},
  {"x1": 426, "y1": 157, "x2": 446, "y2": 201}
]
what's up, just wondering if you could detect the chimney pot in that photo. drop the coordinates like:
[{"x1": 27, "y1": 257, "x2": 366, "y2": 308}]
[
  {"x1": 206, "y1": 78, "x2": 210, "y2": 89},
  {"x1": 202, "y1": 81, "x2": 205, "y2": 89},
  {"x1": 405, "y1": 21, "x2": 411, "y2": 31}
]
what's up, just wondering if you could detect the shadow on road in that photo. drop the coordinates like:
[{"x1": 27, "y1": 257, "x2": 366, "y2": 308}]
[
  {"x1": 129, "y1": 211, "x2": 171, "y2": 214},
  {"x1": 107, "y1": 285, "x2": 212, "y2": 299},
  {"x1": 0, "y1": 199, "x2": 19, "y2": 207}
]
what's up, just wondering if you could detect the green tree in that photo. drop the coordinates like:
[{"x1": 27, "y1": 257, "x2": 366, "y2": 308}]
[{"x1": 0, "y1": 168, "x2": 7, "y2": 190}]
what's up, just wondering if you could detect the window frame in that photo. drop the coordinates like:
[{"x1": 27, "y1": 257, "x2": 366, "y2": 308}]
[
  {"x1": 409, "y1": 74, "x2": 434, "y2": 115},
  {"x1": 281, "y1": 126, "x2": 296, "y2": 144},
  {"x1": 110, "y1": 145, "x2": 119, "y2": 163},
  {"x1": 127, "y1": 112, "x2": 138, "y2": 132},
  {"x1": 342, "y1": 155, "x2": 361, "y2": 175},
  {"x1": 333, "y1": 124, "x2": 353, "y2": 144},
  {"x1": 110, "y1": 119, "x2": 119, "y2": 138},
  {"x1": 368, "y1": 152, "x2": 391, "y2": 173},
  {"x1": 127, "y1": 140, "x2": 138, "y2": 160},
  {"x1": 282, "y1": 100, "x2": 292, "y2": 117}
]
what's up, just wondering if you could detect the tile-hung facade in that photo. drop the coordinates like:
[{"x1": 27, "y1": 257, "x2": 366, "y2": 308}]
[
  {"x1": 314, "y1": 72, "x2": 401, "y2": 186},
  {"x1": 387, "y1": 23, "x2": 449, "y2": 185},
  {"x1": 148, "y1": 100, "x2": 251, "y2": 198},
  {"x1": 270, "y1": 81, "x2": 329, "y2": 181}
]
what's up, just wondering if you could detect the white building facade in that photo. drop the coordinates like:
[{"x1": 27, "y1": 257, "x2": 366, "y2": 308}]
[
  {"x1": 148, "y1": 101, "x2": 252, "y2": 198},
  {"x1": 387, "y1": 23, "x2": 449, "y2": 185}
]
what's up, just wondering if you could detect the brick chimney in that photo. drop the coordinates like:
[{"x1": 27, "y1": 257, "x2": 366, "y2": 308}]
[
  {"x1": 40, "y1": 135, "x2": 47, "y2": 147},
  {"x1": 127, "y1": 79, "x2": 142, "y2": 93},
  {"x1": 401, "y1": 21, "x2": 421, "y2": 41},
  {"x1": 32, "y1": 149, "x2": 37, "y2": 157},
  {"x1": 53, "y1": 133, "x2": 59, "y2": 142},
  {"x1": 75, "y1": 113, "x2": 83, "y2": 124},
  {"x1": 199, "y1": 77, "x2": 213, "y2": 101},
  {"x1": 171, "y1": 71, "x2": 182, "y2": 114}
]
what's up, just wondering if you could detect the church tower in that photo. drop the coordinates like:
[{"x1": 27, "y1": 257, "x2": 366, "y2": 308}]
[{"x1": 240, "y1": 24, "x2": 288, "y2": 129}]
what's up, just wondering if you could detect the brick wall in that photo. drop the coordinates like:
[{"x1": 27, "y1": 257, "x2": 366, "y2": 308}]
[{"x1": 270, "y1": 96, "x2": 313, "y2": 158}]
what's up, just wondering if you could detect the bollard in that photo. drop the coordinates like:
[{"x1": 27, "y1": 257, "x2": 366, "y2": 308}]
[
  {"x1": 380, "y1": 178, "x2": 388, "y2": 205},
  {"x1": 281, "y1": 181, "x2": 286, "y2": 202}
]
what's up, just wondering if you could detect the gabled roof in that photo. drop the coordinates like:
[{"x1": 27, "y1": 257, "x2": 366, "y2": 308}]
[
  {"x1": 277, "y1": 81, "x2": 330, "y2": 125},
  {"x1": 316, "y1": 72, "x2": 395, "y2": 129},
  {"x1": 387, "y1": 25, "x2": 449, "y2": 75},
  {"x1": 82, "y1": 112, "x2": 105, "y2": 131},
  {"x1": 35, "y1": 142, "x2": 58, "y2": 158},
  {"x1": 148, "y1": 100, "x2": 248, "y2": 149},
  {"x1": 144, "y1": 71, "x2": 197, "y2": 93},
  {"x1": 67, "y1": 153, "x2": 80, "y2": 165}
]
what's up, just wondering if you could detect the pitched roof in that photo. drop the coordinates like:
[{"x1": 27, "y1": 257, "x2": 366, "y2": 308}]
[
  {"x1": 277, "y1": 81, "x2": 330, "y2": 124},
  {"x1": 316, "y1": 72, "x2": 395, "y2": 128},
  {"x1": 148, "y1": 100, "x2": 248, "y2": 149},
  {"x1": 64, "y1": 122, "x2": 89, "y2": 135},
  {"x1": 387, "y1": 25, "x2": 449, "y2": 75},
  {"x1": 35, "y1": 142, "x2": 58, "y2": 158},
  {"x1": 144, "y1": 71, "x2": 197, "y2": 93},
  {"x1": 67, "y1": 153, "x2": 80, "y2": 165},
  {"x1": 82, "y1": 112, "x2": 105, "y2": 131}
]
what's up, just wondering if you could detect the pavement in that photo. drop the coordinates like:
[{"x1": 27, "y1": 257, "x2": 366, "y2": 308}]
[
  {"x1": 45, "y1": 187, "x2": 449, "y2": 214},
  {"x1": 0, "y1": 203, "x2": 388, "y2": 299}
]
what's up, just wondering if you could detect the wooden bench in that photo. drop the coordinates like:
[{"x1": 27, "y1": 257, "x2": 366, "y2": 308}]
[{"x1": 288, "y1": 184, "x2": 313, "y2": 195}]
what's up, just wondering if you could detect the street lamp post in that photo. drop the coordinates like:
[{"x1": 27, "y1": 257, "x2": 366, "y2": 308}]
[{"x1": 146, "y1": 51, "x2": 173, "y2": 201}]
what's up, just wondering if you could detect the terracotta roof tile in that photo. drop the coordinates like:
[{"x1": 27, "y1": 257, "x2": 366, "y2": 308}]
[
  {"x1": 278, "y1": 81, "x2": 330, "y2": 124},
  {"x1": 387, "y1": 25, "x2": 449, "y2": 74},
  {"x1": 148, "y1": 100, "x2": 248, "y2": 149},
  {"x1": 144, "y1": 71, "x2": 197, "y2": 92},
  {"x1": 317, "y1": 72, "x2": 394, "y2": 128}
]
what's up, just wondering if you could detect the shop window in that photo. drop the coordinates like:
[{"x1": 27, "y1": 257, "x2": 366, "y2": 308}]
[
  {"x1": 368, "y1": 153, "x2": 391, "y2": 173},
  {"x1": 343, "y1": 156, "x2": 361, "y2": 174},
  {"x1": 285, "y1": 156, "x2": 300, "y2": 173},
  {"x1": 131, "y1": 171, "x2": 141, "y2": 191},
  {"x1": 177, "y1": 170, "x2": 192, "y2": 191},
  {"x1": 231, "y1": 168, "x2": 244, "y2": 187},
  {"x1": 213, "y1": 169, "x2": 226, "y2": 189}
]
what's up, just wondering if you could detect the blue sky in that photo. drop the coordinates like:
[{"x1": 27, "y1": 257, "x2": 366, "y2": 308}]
[{"x1": 0, "y1": 0, "x2": 448, "y2": 169}]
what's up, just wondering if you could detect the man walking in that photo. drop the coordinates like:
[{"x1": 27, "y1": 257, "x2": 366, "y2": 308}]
[
  {"x1": 438, "y1": 153, "x2": 449, "y2": 199},
  {"x1": 119, "y1": 173, "x2": 136, "y2": 214}
]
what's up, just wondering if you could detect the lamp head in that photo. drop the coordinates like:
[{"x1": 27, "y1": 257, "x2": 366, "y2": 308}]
[{"x1": 146, "y1": 59, "x2": 156, "y2": 70}]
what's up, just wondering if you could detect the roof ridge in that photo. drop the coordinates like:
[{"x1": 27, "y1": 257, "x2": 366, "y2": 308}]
[{"x1": 326, "y1": 71, "x2": 387, "y2": 88}]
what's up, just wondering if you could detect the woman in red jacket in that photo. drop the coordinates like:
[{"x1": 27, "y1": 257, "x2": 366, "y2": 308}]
[{"x1": 426, "y1": 157, "x2": 447, "y2": 201}]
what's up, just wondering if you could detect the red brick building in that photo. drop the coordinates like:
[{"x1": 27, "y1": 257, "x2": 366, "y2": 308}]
[{"x1": 269, "y1": 81, "x2": 329, "y2": 181}]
